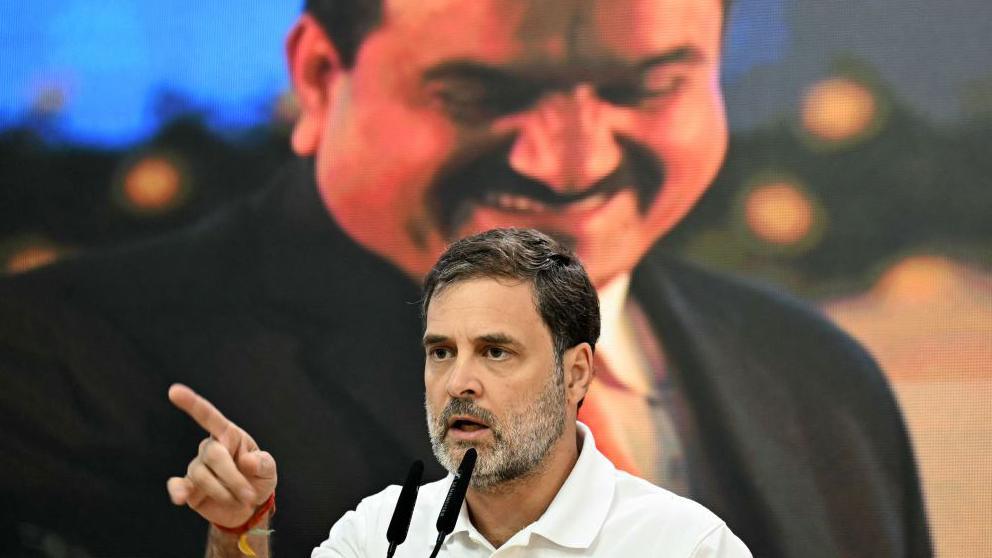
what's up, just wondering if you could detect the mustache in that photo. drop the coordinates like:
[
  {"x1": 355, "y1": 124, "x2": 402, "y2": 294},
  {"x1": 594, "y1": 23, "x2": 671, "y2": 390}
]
[
  {"x1": 437, "y1": 398, "x2": 499, "y2": 434},
  {"x1": 428, "y1": 134, "x2": 666, "y2": 237}
]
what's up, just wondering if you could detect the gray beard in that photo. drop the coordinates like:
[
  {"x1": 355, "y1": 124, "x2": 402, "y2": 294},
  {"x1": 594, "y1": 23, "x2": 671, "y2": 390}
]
[{"x1": 425, "y1": 365, "x2": 567, "y2": 490}]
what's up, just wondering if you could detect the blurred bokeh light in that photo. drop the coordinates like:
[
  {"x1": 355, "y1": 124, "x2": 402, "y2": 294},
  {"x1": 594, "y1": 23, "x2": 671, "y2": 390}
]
[
  {"x1": 4, "y1": 240, "x2": 61, "y2": 275},
  {"x1": 874, "y1": 254, "x2": 964, "y2": 306},
  {"x1": 801, "y1": 77, "x2": 879, "y2": 145},
  {"x1": 743, "y1": 180, "x2": 819, "y2": 247},
  {"x1": 117, "y1": 155, "x2": 187, "y2": 215}
]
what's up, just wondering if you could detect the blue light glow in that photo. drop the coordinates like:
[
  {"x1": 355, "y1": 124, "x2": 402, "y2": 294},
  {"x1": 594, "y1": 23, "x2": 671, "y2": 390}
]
[
  {"x1": 0, "y1": 0, "x2": 785, "y2": 146},
  {"x1": 0, "y1": 1, "x2": 298, "y2": 146}
]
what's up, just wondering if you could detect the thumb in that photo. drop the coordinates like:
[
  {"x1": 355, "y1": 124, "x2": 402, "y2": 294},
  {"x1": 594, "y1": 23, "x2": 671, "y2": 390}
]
[
  {"x1": 238, "y1": 450, "x2": 277, "y2": 500},
  {"x1": 166, "y1": 476, "x2": 192, "y2": 506}
]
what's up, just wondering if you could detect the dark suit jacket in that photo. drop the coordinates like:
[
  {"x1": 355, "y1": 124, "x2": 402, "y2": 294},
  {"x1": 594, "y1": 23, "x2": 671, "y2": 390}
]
[{"x1": 0, "y1": 158, "x2": 929, "y2": 557}]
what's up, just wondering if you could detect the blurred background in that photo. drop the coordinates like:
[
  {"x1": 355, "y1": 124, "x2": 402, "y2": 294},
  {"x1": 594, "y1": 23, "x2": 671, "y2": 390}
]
[{"x1": 1, "y1": 1, "x2": 989, "y2": 555}]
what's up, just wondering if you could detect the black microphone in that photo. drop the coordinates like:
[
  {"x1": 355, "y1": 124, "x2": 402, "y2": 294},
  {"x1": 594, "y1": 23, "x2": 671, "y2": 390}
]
[
  {"x1": 428, "y1": 448, "x2": 477, "y2": 558},
  {"x1": 386, "y1": 460, "x2": 424, "y2": 558}
]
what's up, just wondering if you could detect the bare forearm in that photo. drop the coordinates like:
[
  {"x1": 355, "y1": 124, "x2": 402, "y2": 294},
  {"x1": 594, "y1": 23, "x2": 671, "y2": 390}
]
[{"x1": 205, "y1": 519, "x2": 271, "y2": 558}]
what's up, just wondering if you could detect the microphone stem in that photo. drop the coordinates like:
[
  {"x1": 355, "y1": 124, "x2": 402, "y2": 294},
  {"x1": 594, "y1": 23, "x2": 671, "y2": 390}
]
[{"x1": 427, "y1": 532, "x2": 445, "y2": 558}]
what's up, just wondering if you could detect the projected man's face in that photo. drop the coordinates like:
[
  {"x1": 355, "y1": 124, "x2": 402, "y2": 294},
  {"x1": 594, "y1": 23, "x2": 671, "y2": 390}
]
[{"x1": 293, "y1": 0, "x2": 727, "y2": 287}]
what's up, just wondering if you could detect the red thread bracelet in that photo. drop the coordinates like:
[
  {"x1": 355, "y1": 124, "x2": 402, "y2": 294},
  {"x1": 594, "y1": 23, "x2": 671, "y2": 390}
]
[{"x1": 214, "y1": 492, "x2": 276, "y2": 535}]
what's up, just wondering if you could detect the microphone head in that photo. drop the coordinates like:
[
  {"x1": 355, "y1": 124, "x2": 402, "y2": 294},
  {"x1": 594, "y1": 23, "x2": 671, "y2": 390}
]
[
  {"x1": 458, "y1": 448, "x2": 478, "y2": 475},
  {"x1": 436, "y1": 448, "x2": 477, "y2": 534},
  {"x1": 386, "y1": 460, "x2": 424, "y2": 545}
]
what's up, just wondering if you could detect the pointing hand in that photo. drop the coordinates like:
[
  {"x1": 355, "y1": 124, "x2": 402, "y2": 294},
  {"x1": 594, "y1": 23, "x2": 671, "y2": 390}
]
[{"x1": 166, "y1": 383, "x2": 277, "y2": 528}]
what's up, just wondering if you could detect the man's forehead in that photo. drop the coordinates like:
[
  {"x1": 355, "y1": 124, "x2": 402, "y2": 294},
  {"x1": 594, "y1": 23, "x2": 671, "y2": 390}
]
[
  {"x1": 425, "y1": 279, "x2": 541, "y2": 332},
  {"x1": 380, "y1": 0, "x2": 723, "y2": 67}
]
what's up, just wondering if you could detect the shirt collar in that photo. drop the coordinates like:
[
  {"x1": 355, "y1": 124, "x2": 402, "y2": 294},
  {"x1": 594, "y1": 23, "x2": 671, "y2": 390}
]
[
  {"x1": 529, "y1": 422, "x2": 616, "y2": 548},
  {"x1": 439, "y1": 422, "x2": 617, "y2": 550},
  {"x1": 448, "y1": 495, "x2": 484, "y2": 547},
  {"x1": 596, "y1": 273, "x2": 632, "y2": 358}
]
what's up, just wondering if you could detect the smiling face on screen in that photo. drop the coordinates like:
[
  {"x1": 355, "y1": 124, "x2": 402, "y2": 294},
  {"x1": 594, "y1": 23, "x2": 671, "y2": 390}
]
[{"x1": 290, "y1": 0, "x2": 728, "y2": 286}]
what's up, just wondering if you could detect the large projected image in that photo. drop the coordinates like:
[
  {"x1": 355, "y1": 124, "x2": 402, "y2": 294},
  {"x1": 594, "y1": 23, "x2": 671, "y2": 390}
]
[{"x1": 1, "y1": 1, "x2": 989, "y2": 557}]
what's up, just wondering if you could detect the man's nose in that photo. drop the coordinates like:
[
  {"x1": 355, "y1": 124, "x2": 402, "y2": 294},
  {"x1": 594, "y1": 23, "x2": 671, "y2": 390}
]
[
  {"x1": 445, "y1": 358, "x2": 483, "y2": 400},
  {"x1": 504, "y1": 84, "x2": 622, "y2": 193}
]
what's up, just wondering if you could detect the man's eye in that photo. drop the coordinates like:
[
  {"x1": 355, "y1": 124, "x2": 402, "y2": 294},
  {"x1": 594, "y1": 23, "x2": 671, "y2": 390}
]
[
  {"x1": 431, "y1": 80, "x2": 538, "y2": 124},
  {"x1": 437, "y1": 84, "x2": 490, "y2": 108},
  {"x1": 597, "y1": 72, "x2": 685, "y2": 106},
  {"x1": 433, "y1": 82, "x2": 498, "y2": 122},
  {"x1": 484, "y1": 347, "x2": 510, "y2": 360},
  {"x1": 430, "y1": 347, "x2": 453, "y2": 360},
  {"x1": 641, "y1": 68, "x2": 685, "y2": 97}
]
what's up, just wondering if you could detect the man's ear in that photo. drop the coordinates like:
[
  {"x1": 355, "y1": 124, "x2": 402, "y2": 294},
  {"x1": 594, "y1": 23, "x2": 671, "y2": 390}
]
[
  {"x1": 285, "y1": 14, "x2": 343, "y2": 156},
  {"x1": 564, "y1": 343, "x2": 595, "y2": 408}
]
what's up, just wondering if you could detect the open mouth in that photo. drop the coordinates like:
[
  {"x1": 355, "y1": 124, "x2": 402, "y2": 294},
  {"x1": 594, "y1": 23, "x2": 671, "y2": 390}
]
[
  {"x1": 481, "y1": 192, "x2": 550, "y2": 213},
  {"x1": 449, "y1": 416, "x2": 490, "y2": 434},
  {"x1": 477, "y1": 188, "x2": 614, "y2": 215}
]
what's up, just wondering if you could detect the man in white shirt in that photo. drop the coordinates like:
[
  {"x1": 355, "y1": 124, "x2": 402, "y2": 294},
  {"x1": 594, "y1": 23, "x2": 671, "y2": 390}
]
[
  {"x1": 167, "y1": 228, "x2": 750, "y2": 557},
  {"x1": 316, "y1": 421, "x2": 747, "y2": 557}
]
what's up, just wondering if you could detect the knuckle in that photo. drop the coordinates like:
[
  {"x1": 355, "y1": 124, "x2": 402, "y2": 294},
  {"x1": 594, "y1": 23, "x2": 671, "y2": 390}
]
[
  {"x1": 189, "y1": 462, "x2": 212, "y2": 484},
  {"x1": 259, "y1": 450, "x2": 275, "y2": 465},
  {"x1": 203, "y1": 440, "x2": 228, "y2": 465}
]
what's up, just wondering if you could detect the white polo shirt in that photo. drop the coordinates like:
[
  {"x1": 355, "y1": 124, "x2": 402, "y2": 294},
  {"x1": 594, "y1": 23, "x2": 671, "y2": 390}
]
[{"x1": 312, "y1": 423, "x2": 751, "y2": 557}]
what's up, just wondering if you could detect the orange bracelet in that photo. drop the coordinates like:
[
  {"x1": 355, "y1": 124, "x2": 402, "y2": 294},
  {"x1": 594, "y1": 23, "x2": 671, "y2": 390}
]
[
  {"x1": 213, "y1": 493, "x2": 276, "y2": 557},
  {"x1": 214, "y1": 492, "x2": 276, "y2": 535}
]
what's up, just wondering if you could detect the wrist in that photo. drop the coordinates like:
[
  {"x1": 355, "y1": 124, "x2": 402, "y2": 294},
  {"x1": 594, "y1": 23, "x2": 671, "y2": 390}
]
[
  {"x1": 207, "y1": 523, "x2": 273, "y2": 558},
  {"x1": 213, "y1": 492, "x2": 276, "y2": 535},
  {"x1": 210, "y1": 493, "x2": 275, "y2": 558}
]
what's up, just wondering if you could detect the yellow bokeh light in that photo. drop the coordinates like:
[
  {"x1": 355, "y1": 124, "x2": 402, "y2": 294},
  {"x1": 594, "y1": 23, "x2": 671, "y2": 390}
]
[
  {"x1": 802, "y1": 77, "x2": 877, "y2": 143},
  {"x1": 122, "y1": 157, "x2": 183, "y2": 213},
  {"x1": 6, "y1": 244, "x2": 60, "y2": 274},
  {"x1": 874, "y1": 255, "x2": 963, "y2": 305},
  {"x1": 744, "y1": 181, "x2": 815, "y2": 246}
]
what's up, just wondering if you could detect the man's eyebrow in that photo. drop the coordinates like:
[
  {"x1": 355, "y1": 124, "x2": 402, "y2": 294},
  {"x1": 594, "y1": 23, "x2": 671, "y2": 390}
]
[
  {"x1": 636, "y1": 46, "x2": 704, "y2": 70},
  {"x1": 423, "y1": 333, "x2": 449, "y2": 346},
  {"x1": 422, "y1": 61, "x2": 516, "y2": 83},
  {"x1": 423, "y1": 332, "x2": 520, "y2": 346},
  {"x1": 421, "y1": 47, "x2": 703, "y2": 85},
  {"x1": 476, "y1": 333, "x2": 518, "y2": 346}
]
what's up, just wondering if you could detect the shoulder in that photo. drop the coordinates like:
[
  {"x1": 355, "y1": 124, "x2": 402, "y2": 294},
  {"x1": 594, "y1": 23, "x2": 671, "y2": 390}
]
[
  {"x1": 636, "y1": 251, "x2": 840, "y2": 335},
  {"x1": 610, "y1": 469, "x2": 723, "y2": 532},
  {"x1": 0, "y1": 195, "x2": 261, "y2": 415},
  {"x1": 2, "y1": 196, "x2": 258, "y2": 312},
  {"x1": 633, "y1": 251, "x2": 886, "y2": 389},
  {"x1": 315, "y1": 477, "x2": 447, "y2": 540},
  {"x1": 312, "y1": 484, "x2": 402, "y2": 557},
  {"x1": 607, "y1": 471, "x2": 751, "y2": 556},
  {"x1": 313, "y1": 477, "x2": 452, "y2": 558}
]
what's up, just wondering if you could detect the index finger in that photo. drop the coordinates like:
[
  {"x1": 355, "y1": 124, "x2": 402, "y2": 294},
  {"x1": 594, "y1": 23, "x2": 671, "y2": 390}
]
[{"x1": 168, "y1": 383, "x2": 232, "y2": 440}]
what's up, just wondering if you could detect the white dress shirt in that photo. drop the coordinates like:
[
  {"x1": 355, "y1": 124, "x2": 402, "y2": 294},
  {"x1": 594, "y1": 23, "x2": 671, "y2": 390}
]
[{"x1": 311, "y1": 423, "x2": 751, "y2": 557}]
